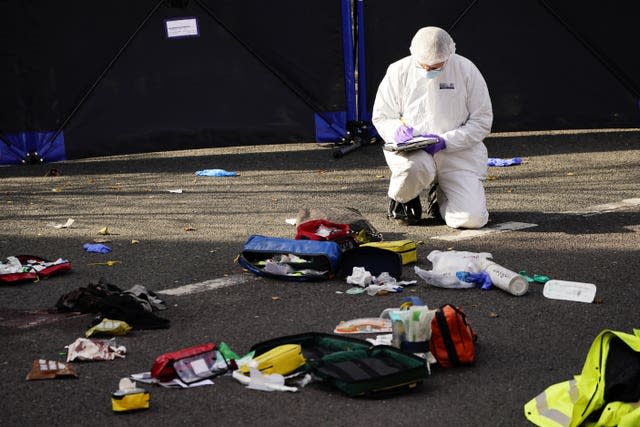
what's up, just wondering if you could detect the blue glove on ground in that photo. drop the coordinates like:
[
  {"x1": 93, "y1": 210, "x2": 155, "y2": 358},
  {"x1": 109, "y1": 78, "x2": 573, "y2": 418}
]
[
  {"x1": 393, "y1": 125, "x2": 414, "y2": 143},
  {"x1": 456, "y1": 271, "x2": 493, "y2": 290},
  {"x1": 487, "y1": 157, "x2": 522, "y2": 167},
  {"x1": 83, "y1": 243, "x2": 112, "y2": 254},
  {"x1": 195, "y1": 169, "x2": 238, "y2": 177},
  {"x1": 423, "y1": 134, "x2": 446, "y2": 155}
]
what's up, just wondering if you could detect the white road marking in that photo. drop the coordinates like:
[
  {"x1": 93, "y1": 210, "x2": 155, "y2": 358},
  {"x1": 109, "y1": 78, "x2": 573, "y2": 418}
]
[
  {"x1": 560, "y1": 198, "x2": 640, "y2": 216},
  {"x1": 432, "y1": 198, "x2": 639, "y2": 242},
  {"x1": 432, "y1": 221, "x2": 538, "y2": 242},
  {"x1": 158, "y1": 274, "x2": 249, "y2": 296}
]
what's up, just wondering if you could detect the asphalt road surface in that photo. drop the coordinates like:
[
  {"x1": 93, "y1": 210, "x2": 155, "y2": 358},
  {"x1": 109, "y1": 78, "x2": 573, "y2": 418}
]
[{"x1": 1, "y1": 130, "x2": 639, "y2": 426}]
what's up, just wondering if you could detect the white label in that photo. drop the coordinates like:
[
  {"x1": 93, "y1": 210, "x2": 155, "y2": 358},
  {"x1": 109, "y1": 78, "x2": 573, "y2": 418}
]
[
  {"x1": 166, "y1": 18, "x2": 199, "y2": 38},
  {"x1": 190, "y1": 358, "x2": 210, "y2": 375}
]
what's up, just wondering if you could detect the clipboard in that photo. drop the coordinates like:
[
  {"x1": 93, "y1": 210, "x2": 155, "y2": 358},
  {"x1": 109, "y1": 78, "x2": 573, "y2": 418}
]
[{"x1": 383, "y1": 136, "x2": 439, "y2": 152}]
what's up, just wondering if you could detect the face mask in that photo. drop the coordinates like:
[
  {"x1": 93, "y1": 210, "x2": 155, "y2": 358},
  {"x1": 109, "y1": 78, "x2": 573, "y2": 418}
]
[{"x1": 426, "y1": 69, "x2": 443, "y2": 79}]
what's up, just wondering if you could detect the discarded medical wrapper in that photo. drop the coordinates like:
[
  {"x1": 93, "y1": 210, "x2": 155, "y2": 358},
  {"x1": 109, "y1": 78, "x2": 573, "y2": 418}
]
[
  {"x1": 85, "y1": 318, "x2": 132, "y2": 337},
  {"x1": 111, "y1": 378, "x2": 150, "y2": 413},
  {"x1": 26, "y1": 359, "x2": 77, "y2": 380},
  {"x1": 334, "y1": 317, "x2": 392, "y2": 334},
  {"x1": 345, "y1": 267, "x2": 412, "y2": 295},
  {"x1": 66, "y1": 337, "x2": 126, "y2": 362},
  {"x1": 47, "y1": 218, "x2": 75, "y2": 229},
  {"x1": 519, "y1": 271, "x2": 551, "y2": 284},
  {"x1": 346, "y1": 266, "x2": 373, "y2": 286}
]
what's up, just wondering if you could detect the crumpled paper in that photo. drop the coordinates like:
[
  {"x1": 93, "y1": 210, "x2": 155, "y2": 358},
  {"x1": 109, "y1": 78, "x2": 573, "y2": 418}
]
[
  {"x1": 345, "y1": 267, "x2": 416, "y2": 295},
  {"x1": 346, "y1": 266, "x2": 373, "y2": 286},
  {"x1": 66, "y1": 337, "x2": 126, "y2": 362}
]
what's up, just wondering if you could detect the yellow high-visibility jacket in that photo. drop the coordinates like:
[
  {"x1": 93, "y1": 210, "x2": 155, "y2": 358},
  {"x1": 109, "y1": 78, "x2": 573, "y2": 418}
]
[{"x1": 524, "y1": 329, "x2": 640, "y2": 427}]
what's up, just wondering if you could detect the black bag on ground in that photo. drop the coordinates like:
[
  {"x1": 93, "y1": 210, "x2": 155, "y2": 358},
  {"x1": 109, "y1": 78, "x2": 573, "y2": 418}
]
[
  {"x1": 337, "y1": 246, "x2": 403, "y2": 279},
  {"x1": 248, "y1": 332, "x2": 428, "y2": 397}
]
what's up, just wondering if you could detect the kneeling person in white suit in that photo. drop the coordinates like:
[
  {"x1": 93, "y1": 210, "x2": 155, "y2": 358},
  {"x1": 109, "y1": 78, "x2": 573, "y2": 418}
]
[{"x1": 372, "y1": 26, "x2": 493, "y2": 228}]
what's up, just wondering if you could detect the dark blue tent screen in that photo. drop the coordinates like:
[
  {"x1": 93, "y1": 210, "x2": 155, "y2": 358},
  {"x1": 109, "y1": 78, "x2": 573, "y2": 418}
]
[{"x1": 1, "y1": 0, "x2": 638, "y2": 163}]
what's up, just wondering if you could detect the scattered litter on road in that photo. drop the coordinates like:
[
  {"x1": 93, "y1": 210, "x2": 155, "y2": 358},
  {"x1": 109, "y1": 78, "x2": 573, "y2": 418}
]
[
  {"x1": 47, "y1": 218, "x2": 75, "y2": 229},
  {"x1": 519, "y1": 271, "x2": 551, "y2": 284},
  {"x1": 66, "y1": 337, "x2": 126, "y2": 361},
  {"x1": 88, "y1": 260, "x2": 120, "y2": 267},
  {"x1": 85, "y1": 318, "x2": 132, "y2": 337},
  {"x1": 195, "y1": 169, "x2": 238, "y2": 177},
  {"x1": 415, "y1": 250, "x2": 529, "y2": 296},
  {"x1": 111, "y1": 378, "x2": 150, "y2": 413},
  {"x1": 334, "y1": 317, "x2": 392, "y2": 334},
  {"x1": 26, "y1": 359, "x2": 77, "y2": 380},
  {"x1": 543, "y1": 279, "x2": 596, "y2": 303},
  {"x1": 0, "y1": 255, "x2": 71, "y2": 283},
  {"x1": 487, "y1": 157, "x2": 522, "y2": 166},
  {"x1": 83, "y1": 243, "x2": 112, "y2": 253}
]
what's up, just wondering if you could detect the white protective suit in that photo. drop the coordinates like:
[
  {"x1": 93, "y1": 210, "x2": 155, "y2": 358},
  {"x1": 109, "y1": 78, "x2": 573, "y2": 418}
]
[{"x1": 372, "y1": 43, "x2": 493, "y2": 229}]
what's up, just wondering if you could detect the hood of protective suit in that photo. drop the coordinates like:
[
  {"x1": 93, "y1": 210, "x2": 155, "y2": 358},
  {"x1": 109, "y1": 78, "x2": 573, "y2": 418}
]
[{"x1": 409, "y1": 27, "x2": 456, "y2": 65}]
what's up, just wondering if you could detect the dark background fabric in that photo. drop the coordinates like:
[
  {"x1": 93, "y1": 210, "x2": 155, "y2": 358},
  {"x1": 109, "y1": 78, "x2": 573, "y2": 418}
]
[
  {"x1": 362, "y1": 0, "x2": 640, "y2": 131},
  {"x1": 1, "y1": 0, "x2": 639, "y2": 161}
]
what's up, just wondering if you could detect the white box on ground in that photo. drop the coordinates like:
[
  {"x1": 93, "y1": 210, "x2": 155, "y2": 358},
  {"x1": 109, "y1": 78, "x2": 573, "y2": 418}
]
[{"x1": 543, "y1": 280, "x2": 597, "y2": 303}]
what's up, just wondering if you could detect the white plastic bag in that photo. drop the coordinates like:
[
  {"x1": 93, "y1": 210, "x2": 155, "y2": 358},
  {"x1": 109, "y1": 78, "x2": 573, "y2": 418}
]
[{"x1": 415, "y1": 250, "x2": 493, "y2": 289}]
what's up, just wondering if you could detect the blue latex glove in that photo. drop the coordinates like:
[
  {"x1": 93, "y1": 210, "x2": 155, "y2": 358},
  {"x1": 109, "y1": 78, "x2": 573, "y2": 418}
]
[
  {"x1": 456, "y1": 271, "x2": 493, "y2": 290},
  {"x1": 83, "y1": 243, "x2": 112, "y2": 254},
  {"x1": 195, "y1": 169, "x2": 238, "y2": 177},
  {"x1": 487, "y1": 157, "x2": 522, "y2": 167},
  {"x1": 393, "y1": 125, "x2": 414, "y2": 143},
  {"x1": 423, "y1": 134, "x2": 446, "y2": 155}
]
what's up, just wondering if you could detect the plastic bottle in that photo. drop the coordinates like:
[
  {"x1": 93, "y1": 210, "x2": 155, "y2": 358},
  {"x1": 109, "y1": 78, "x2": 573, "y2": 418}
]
[{"x1": 480, "y1": 260, "x2": 529, "y2": 296}]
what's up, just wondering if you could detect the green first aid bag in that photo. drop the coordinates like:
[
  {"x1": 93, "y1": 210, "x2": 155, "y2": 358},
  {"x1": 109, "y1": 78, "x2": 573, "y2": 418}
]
[
  {"x1": 248, "y1": 332, "x2": 428, "y2": 397},
  {"x1": 309, "y1": 345, "x2": 428, "y2": 397}
]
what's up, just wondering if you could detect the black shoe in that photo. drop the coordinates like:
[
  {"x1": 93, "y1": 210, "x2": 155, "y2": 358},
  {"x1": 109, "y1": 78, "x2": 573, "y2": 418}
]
[
  {"x1": 387, "y1": 196, "x2": 422, "y2": 225},
  {"x1": 425, "y1": 183, "x2": 442, "y2": 220},
  {"x1": 404, "y1": 196, "x2": 422, "y2": 220}
]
